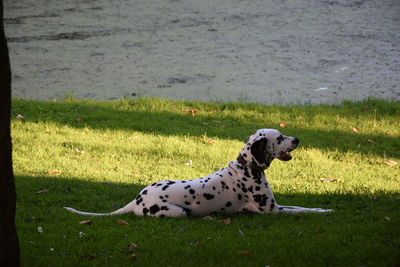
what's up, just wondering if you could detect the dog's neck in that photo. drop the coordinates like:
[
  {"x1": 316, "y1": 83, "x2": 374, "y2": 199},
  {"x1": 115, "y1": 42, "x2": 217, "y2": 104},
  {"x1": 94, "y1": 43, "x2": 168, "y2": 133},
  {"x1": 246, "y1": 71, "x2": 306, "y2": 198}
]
[{"x1": 236, "y1": 154, "x2": 267, "y2": 173}]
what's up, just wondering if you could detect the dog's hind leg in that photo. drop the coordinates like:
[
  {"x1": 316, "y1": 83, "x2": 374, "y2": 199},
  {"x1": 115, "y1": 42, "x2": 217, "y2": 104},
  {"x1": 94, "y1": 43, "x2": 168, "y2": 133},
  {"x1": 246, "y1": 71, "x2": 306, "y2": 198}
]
[{"x1": 278, "y1": 205, "x2": 333, "y2": 213}]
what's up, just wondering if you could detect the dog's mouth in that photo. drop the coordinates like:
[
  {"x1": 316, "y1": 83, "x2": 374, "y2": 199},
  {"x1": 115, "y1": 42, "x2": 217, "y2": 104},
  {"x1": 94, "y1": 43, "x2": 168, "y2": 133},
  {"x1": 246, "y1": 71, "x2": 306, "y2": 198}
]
[{"x1": 278, "y1": 151, "x2": 293, "y2": 161}]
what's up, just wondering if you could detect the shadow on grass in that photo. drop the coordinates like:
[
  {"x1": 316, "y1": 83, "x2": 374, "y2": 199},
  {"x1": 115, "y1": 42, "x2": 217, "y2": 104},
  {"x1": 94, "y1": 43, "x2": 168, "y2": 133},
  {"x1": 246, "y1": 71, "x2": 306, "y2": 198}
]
[
  {"x1": 12, "y1": 98, "x2": 400, "y2": 158},
  {"x1": 15, "y1": 174, "x2": 400, "y2": 266},
  {"x1": 15, "y1": 175, "x2": 400, "y2": 217}
]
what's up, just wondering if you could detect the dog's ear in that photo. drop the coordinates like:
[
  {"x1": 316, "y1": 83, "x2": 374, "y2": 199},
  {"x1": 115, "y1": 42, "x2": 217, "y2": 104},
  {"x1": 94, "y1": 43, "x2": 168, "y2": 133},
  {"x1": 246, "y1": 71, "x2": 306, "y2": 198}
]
[{"x1": 250, "y1": 137, "x2": 268, "y2": 165}]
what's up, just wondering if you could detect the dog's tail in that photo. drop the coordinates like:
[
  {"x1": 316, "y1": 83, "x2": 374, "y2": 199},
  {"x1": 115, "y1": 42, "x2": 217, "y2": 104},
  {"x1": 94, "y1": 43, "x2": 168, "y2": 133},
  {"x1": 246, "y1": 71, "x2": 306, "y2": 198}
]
[{"x1": 64, "y1": 202, "x2": 137, "y2": 216}]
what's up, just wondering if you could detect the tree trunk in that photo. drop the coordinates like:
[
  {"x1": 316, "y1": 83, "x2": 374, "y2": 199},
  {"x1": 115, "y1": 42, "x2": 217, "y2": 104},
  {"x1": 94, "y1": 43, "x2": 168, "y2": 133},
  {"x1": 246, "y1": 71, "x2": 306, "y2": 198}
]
[{"x1": 0, "y1": 0, "x2": 20, "y2": 266}]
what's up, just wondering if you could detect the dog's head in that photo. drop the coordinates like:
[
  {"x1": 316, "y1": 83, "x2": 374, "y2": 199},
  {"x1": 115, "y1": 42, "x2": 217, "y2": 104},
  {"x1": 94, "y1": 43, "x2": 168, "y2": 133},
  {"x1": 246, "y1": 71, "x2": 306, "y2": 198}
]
[{"x1": 238, "y1": 129, "x2": 300, "y2": 169}]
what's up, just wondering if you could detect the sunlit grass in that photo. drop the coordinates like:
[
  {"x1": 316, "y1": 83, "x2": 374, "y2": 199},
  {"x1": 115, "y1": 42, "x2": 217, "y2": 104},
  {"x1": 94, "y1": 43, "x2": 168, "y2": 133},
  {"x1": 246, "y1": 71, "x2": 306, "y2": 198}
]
[{"x1": 11, "y1": 97, "x2": 400, "y2": 266}]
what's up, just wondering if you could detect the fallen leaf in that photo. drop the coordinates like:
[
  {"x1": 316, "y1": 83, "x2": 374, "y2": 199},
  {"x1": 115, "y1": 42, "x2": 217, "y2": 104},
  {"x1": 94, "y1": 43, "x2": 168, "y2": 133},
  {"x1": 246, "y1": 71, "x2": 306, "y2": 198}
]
[
  {"x1": 319, "y1": 178, "x2": 338, "y2": 182},
  {"x1": 189, "y1": 242, "x2": 200, "y2": 248},
  {"x1": 37, "y1": 226, "x2": 43, "y2": 233},
  {"x1": 79, "y1": 220, "x2": 92, "y2": 225},
  {"x1": 199, "y1": 135, "x2": 205, "y2": 139},
  {"x1": 202, "y1": 122, "x2": 209, "y2": 126},
  {"x1": 384, "y1": 216, "x2": 391, "y2": 221},
  {"x1": 183, "y1": 109, "x2": 198, "y2": 116},
  {"x1": 238, "y1": 229, "x2": 245, "y2": 236},
  {"x1": 127, "y1": 253, "x2": 137, "y2": 261},
  {"x1": 351, "y1": 127, "x2": 358, "y2": 133},
  {"x1": 202, "y1": 216, "x2": 214, "y2": 221},
  {"x1": 79, "y1": 231, "x2": 85, "y2": 237},
  {"x1": 279, "y1": 122, "x2": 286, "y2": 128},
  {"x1": 238, "y1": 251, "x2": 252, "y2": 255},
  {"x1": 384, "y1": 160, "x2": 397, "y2": 166},
  {"x1": 36, "y1": 188, "x2": 49, "y2": 194},
  {"x1": 207, "y1": 139, "x2": 216, "y2": 144},
  {"x1": 16, "y1": 114, "x2": 24, "y2": 119},
  {"x1": 127, "y1": 243, "x2": 138, "y2": 251},
  {"x1": 48, "y1": 170, "x2": 62, "y2": 174},
  {"x1": 367, "y1": 139, "x2": 374, "y2": 143},
  {"x1": 117, "y1": 219, "x2": 129, "y2": 226},
  {"x1": 218, "y1": 218, "x2": 231, "y2": 225},
  {"x1": 75, "y1": 118, "x2": 82, "y2": 123},
  {"x1": 185, "y1": 160, "x2": 193, "y2": 166},
  {"x1": 75, "y1": 148, "x2": 84, "y2": 153}
]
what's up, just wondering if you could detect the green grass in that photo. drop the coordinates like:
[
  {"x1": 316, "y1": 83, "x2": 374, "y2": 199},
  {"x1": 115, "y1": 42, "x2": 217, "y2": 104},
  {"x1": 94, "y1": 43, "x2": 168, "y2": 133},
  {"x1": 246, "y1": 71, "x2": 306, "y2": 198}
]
[{"x1": 11, "y1": 97, "x2": 400, "y2": 266}]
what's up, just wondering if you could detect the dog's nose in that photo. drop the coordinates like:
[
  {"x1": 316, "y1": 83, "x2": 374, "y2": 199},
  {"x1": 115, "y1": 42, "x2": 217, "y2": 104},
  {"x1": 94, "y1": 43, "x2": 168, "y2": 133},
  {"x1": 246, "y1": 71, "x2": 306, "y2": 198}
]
[{"x1": 292, "y1": 138, "x2": 300, "y2": 146}]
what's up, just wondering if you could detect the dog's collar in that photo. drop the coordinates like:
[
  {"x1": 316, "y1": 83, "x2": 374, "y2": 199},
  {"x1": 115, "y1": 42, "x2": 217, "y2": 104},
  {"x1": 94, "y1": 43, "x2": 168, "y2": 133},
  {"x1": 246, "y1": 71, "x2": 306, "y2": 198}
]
[
  {"x1": 236, "y1": 154, "x2": 266, "y2": 172},
  {"x1": 236, "y1": 155, "x2": 248, "y2": 166}
]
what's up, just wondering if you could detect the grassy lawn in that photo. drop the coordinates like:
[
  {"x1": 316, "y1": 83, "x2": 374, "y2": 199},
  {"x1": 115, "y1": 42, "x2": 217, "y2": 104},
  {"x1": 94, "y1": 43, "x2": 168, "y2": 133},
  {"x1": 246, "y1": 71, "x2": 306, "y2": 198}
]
[{"x1": 11, "y1": 97, "x2": 400, "y2": 266}]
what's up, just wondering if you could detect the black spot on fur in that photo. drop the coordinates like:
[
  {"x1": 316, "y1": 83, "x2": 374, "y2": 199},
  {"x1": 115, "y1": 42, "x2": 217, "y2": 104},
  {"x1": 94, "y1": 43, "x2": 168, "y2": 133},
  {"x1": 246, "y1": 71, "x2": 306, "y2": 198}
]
[
  {"x1": 203, "y1": 193, "x2": 215, "y2": 200},
  {"x1": 243, "y1": 167, "x2": 251, "y2": 178},
  {"x1": 135, "y1": 194, "x2": 143, "y2": 205},
  {"x1": 277, "y1": 135, "x2": 284, "y2": 144},
  {"x1": 189, "y1": 189, "x2": 196, "y2": 195},
  {"x1": 143, "y1": 207, "x2": 149, "y2": 215},
  {"x1": 184, "y1": 185, "x2": 191, "y2": 189},
  {"x1": 162, "y1": 185, "x2": 169, "y2": 191},
  {"x1": 161, "y1": 206, "x2": 169, "y2": 211},
  {"x1": 255, "y1": 186, "x2": 261, "y2": 191},
  {"x1": 185, "y1": 201, "x2": 191, "y2": 205},
  {"x1": 149, "y1": 204, "x2": 160, "y2": 215},
  {"x1": 253, "y1": 194, "x2": 268, "y2": 207},
  {"x1": 238, "y1": 194, "x2": 243, "y2": 200},
  {"x1": 225, "y1": 202, "x2": 232, "y2": 207},
  {"x1": 142, "y1": 190, "x2": 148, "y2": 195},
  {"x1": 270, "y1": 203, "x2": 275, "y2": 211}
]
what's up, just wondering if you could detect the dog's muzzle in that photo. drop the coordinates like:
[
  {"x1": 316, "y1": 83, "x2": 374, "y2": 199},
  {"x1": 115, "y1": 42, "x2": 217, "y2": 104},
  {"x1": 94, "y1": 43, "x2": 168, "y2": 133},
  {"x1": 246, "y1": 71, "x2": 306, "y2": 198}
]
[{"x1": 278, "y1": 138, "x2": 300, "y2": 161}]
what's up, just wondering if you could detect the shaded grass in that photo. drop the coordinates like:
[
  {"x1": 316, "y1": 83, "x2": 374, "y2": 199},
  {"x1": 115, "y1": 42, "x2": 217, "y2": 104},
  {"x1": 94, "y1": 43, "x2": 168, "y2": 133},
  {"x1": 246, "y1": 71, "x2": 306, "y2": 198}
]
[{"x1": 11, "y1": 97, "x2": 400, "y2": 266}]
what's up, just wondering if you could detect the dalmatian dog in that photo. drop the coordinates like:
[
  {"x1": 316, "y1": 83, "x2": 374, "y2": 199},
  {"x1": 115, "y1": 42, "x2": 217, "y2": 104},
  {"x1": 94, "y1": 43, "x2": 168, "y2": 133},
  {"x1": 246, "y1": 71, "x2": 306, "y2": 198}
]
[{"x1": 64, "y1": 129, "x2": 333, "y2": 217}]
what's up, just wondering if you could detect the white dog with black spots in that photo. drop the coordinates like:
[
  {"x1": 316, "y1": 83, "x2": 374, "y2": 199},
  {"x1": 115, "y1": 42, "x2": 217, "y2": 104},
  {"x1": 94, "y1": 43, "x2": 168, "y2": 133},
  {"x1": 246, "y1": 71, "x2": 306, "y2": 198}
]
[{"x1": 65, "y1": 129, "x2": 333, "y2": 217}]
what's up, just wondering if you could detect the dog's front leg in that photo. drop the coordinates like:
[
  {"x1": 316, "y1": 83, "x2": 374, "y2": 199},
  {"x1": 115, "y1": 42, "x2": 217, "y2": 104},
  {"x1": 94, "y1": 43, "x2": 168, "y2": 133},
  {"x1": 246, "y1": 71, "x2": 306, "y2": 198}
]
[{"x1": 278, "y1": 205, "x2": 333, "y2": 213}]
